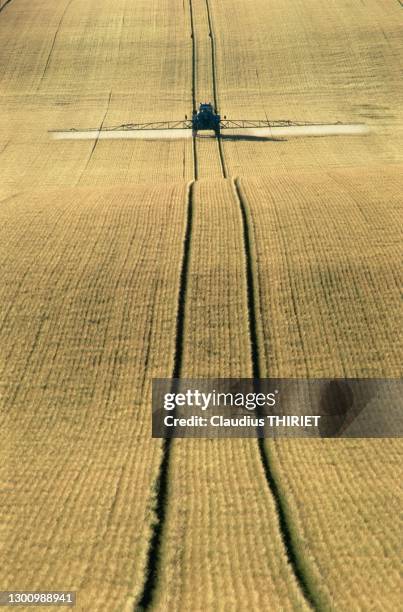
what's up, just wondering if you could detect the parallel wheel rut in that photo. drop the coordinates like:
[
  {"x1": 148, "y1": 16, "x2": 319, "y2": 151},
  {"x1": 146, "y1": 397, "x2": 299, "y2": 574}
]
[{"x1": 137, "y1": 3, "x2": 317, "y2": 610}]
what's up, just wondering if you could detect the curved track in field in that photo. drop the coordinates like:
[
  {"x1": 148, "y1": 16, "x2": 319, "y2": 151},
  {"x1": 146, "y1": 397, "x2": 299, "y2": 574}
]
[
  {"x1": 136, "y1": 5, "x2": 200, "y2": 606},
  {"x1": 233, "y1": 177, "x2": 318, "y2": 608},
  {"x1": 205, "y1": 0, "x2": 227, "y2": 178},
  {"x1": 136, "y1": 1, "x2": 318, "y2": 609},
  {"x1": 137, "y1": 181, "x2": 195, "y2": 610},
  {"x1": 2, "y1": 1, "x2": 401, "y2": 610},
  {"x1": 203, "y1": 3, "x2": 318, "y2": 608},
  {"x1": 0, "y1": 0, "x2": 14, "y2": 15}
]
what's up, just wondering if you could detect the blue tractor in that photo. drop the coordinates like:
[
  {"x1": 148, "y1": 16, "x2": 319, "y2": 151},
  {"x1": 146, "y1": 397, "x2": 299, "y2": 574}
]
[{"x1": 191, "y1": 103, "x2": 221, "y2": 137}]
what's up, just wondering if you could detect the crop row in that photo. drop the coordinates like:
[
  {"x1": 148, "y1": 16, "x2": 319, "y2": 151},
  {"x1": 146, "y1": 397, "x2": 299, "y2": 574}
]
[
  {"x1": 0, "y1": 184, "x2": 188, "y2": 608},
  {"x1": 238, "y1": 169, "x2": 402, "y2": 608},
  {"x1": 151, "y1": 180, "x2": 310, "y2": 610}
]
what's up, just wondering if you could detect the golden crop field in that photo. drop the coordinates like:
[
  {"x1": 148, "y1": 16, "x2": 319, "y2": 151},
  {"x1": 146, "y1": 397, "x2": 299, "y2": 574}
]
[
  {"x1": 0, "y1": 185, "x2": 188, "y2": 608},
  {"x1": 1, "y1": 0, "x2": 402, "y2": 610}
]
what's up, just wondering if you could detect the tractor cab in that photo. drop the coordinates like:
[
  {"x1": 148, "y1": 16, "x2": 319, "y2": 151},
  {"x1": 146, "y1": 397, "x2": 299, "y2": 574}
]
[{"x1": 192, "y1": 103, "x2": 221, "y2": 136}]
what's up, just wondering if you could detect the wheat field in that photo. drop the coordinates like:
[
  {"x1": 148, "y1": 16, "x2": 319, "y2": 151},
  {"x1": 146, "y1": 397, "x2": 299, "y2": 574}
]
[{"x1": 0, "y1": 0, "x2": 402, "y2": 610}]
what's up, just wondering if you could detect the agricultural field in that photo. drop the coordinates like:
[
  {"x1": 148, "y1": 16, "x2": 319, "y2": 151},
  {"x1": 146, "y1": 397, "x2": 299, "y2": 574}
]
[
  {"x1": 0, "y1": 0, "x2": 402, "y2": 611},
  {"x1": 0, "y1": 185, "x2": 188, "y2": 608}
]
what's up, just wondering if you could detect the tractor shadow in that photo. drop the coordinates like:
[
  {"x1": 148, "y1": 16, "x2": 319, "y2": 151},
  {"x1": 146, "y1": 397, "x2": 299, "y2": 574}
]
[
  {"x1": 220, "y1": 134, "x2": 287, "y2": 142},
  {"x1": 195, "y1": 133, "x2": 287, "y2": 142}
]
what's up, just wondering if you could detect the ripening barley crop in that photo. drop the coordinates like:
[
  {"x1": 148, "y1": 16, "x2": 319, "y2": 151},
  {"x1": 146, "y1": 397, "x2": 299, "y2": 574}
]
[
  {"x1": 182, "y1": 178, "x2": 251, "y2": 378},
  {"x1": 238, "y1": 169, "x2": 402, "y2": 379},
  {"x1": 236, "y1": 167, "x2": 402, "y2": 608},
  {"x1": 268, "y1": 438, "x2": 403, "y2": 611},
  {"x1": 1, "y1": 0, "x2": 402, "y2": 609},
  {"x1": 152, "y1": 179, "x2": 310, "y2": 610},
  {"x1": 0, "y1": 0, "x2": 195, "y2": 196},
  {"x1": 0, "y1": 184, "x2": 188, "y2": 607}
]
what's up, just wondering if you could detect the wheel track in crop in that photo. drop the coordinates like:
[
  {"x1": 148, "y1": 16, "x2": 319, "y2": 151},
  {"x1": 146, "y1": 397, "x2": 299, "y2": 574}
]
[
  {"x1": 136, "y1": 181, "x2": 194, "y2": 610},
  {"x1": 190, "y1": 0, "x2": 226, "y2": 179},
  {"x1": 189, "y1": 0, "x2": 199, "y2": 179},
  {"x1": 137, "y1": 2, "x2": 317, "y2": 610},
  {"x1": 0, "y1": 0, "x2": 15, "y2": 15},
  {"x1": 189, "y1": 0, "x2": 197, "y2": 112},
  {"x1": 205, "y1": 4, "x2": 317, "y2": 605},
  {"x1": 136, "y1": 5, "x2": 199, "y2": 608},
  {"x1": 204, "y1": 0, "x2": 227, "y2": 178},
  {"x1": 233, "y1": 178, "x2": 319, "y2": 610}
]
